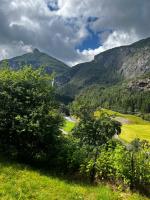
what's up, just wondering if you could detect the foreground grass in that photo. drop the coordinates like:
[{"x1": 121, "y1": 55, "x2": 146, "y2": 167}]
[
  {"x1": 0, "y1": 157, "x2": 148, "y2": 200},
  {"x1": 95, "y1": 109, "x2": 150, "y2": 143}
]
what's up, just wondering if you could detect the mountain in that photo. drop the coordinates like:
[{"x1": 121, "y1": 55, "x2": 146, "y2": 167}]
[
  {"x1": 0, "y1": 48, "x2": 70, "y2": 76},
  {"x1": 0, "y1": 38, "x2": 150, "y2": 103},
  {"x1": 58, "y1": 37, "x2": 150, "y2": 98}
]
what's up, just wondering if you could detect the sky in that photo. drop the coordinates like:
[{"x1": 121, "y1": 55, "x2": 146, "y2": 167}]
[{"x1": 0, "y1": 0, "x2": 150, "y2": 66}]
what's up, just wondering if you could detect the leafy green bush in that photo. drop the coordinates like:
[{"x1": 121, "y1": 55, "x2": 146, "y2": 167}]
[
  {"x1": 72, "y1": 113, "x2": 121, "y2": 182},
  {"x1": 55, "y1": 136, "x2": 87, "y2": 172},
  {"x1": 0, "y1": 67, "x2": 63, "y2": 163},
  {"x1": 96, "y1": 140, "x2": 150, "y2": 194}
]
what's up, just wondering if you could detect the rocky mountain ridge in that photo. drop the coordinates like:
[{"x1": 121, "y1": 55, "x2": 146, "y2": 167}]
[
  {"x1": 58, "y1": 37, "x2": 150, "y2": 98},
  {"x1": 0, "y1": 48, "x2": 70, "y2": 77}
]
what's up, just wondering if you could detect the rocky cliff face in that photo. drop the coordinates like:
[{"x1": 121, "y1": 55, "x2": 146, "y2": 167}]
[
  {"x1": 93, "y1": 37, "x2": 150, "y2": 80},
  {"x1": 119, "y1": 47, "x2": 150, "y2": 79},
  {"x1": 128, "y1": 78, "x2": 150, "y2": 91},
  {"x1": 59, "y1": 37, "x2": 150, "y2": 97}
]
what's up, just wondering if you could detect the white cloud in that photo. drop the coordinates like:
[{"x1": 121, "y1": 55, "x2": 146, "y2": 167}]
[
  {"x1": 0, "y1": 48, "x2": 8, "y2": 60},
  {"x1": 9, "y1": 16, "x2": 40, "y2": 30},
  {"x1": 57, "y1": 0, "x2": 102, "y2": 17},
  {"x1": 0, "y1": 0, "x2": 150, "y2": 66},
  {"x1": 77, "y1": 30, "x2": 139, "y2": 62},
  {"x1": 0, "y1": 42, "x2": 33, "y2": 60}
]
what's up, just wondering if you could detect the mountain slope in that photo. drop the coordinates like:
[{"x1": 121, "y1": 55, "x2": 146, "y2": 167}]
[
  {"x1": 59, "y1": 37, "x2": 150, "y2": 98},
  {"x1": 0, "y1": 48, "x2": 70, "y2": 76}
]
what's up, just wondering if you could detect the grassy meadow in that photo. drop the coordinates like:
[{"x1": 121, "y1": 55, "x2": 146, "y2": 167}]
[
  {"x1": 63, "y1": 120, "x2": 76, "y2": 133},
  {"x1": 63, "y1": 109, "x2": 150, "y2": 143},
  {"x1": 120, "y1": 124, "x2": 150, "y2": 142},
  {"x1": 94, "y1": 109, "x2": 150, "y2": 143},
  {"x1": 0, "y1": 156, "x2": 149, "y2": 200}
]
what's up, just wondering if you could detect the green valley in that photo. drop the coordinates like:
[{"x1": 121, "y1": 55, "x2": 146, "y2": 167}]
[
  {"x1": 95, "y1": 109, "x2": 150, "y2": 142},
  {"x1": 63, "y1": 109, "x2": 150, "y2": 143},
  {"x1": 121, "y1": 124, "x2": 150, "y2": 142},
  {"x1": 0, "y1": 37, "x2": 150, "y2": 200}
]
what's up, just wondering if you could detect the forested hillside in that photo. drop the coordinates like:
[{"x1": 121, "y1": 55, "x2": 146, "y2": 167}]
[
  {"x1": 71, "y1": 83, "x2": 150, "y2": 120},
  {"x1": 0, "y1": 48, "x2": 70, "y2": 76},
  {"x1": 58, "y1": 37, "x2": 150, "y2": 99}
]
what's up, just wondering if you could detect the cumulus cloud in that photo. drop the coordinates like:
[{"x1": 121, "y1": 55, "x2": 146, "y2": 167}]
[
  {"x1": 78, "y1": 30, "x2": 138, "y2": 62},
  {"x1": 0, "y1": 41, "x2": 33, "y2": 60},
  {"x1": 0, "y1": 0, "x2": 150, "y2": 66}
]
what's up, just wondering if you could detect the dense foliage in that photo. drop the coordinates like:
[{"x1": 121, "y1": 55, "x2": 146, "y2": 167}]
[
  {"x1": 95, "y1": 139, "x2": 150, "y2": 194},
  {"x1": 0, "y1": 67, "x2": 63, "y2": 163},
  {"x1": 62, "y1": 137, "x2": 150, "y2": 195},
  {"x1": 71, "y1": 84, "x2": 150, "y2": 117},
  {"x1": 72, "y1": 114, "x2": 121, "y2": 147},
  {"x1": 72, "y1": 113, "x2": 121, "y2": 182}
]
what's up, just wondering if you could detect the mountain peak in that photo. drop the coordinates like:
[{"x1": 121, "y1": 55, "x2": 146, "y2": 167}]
[
  {"x1": 33, "y1": 48, "x2": 40, "y2": 54},
  {"x1": 59, "y1": 37, "x2": 150, "y2": 98},
  {"x1": 0, "y1": 48, "x2": 70, "y2": 76}
]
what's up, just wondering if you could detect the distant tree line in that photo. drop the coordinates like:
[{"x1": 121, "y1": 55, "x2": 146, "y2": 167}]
[{"x1": 71, "y1": 84, "x2": 150, "y2": 120}]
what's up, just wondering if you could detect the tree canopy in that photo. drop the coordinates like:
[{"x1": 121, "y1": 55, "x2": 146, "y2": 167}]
[
  {"x1": 73, "y1": 113, "x2": 121, "y2": 147},
  {"x1": 72, "y1": 113, "x2": 121, "y2": 182},
  {"x1": 0, "y1": 66, "x2": 63, "y2": 162}
]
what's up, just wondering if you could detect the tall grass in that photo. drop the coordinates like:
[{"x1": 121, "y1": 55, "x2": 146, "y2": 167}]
[{"x1": 0, "y1": 157, "x2": 148, "y2": 200}]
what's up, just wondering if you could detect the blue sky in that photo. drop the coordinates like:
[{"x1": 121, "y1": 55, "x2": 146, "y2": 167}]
[
  {"x1": 0, "y1": 0, "x2": 150, "y2": 65},
  {"x1": 77, "y1": 17, "x2": 101, "y2": 51},
  {"x1": 47, "y1": 0, "x2": 59, "y2": 11},
  {"x1": 77, "y1": 29, "x2": 100, "y2": 51}
]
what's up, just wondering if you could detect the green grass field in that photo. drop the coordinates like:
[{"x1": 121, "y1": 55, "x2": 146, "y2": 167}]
[
  {"x1": 95, "y1": 109, "x2": 150, "y2": 143},
  {"x1": 120, "y1": 124, "x2": 150, "y2": 142},
  {"x1": 0, "y1": 157, "x2": 148, "y2": 200},
  {"x1": 63, "y1": 120, "x2": 76, "y2": 132},
  {"x1": 63, "y1": 109, "x2": 150, "y2": 143}
]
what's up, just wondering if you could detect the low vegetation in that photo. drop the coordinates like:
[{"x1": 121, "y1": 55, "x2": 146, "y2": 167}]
[{"x1": 0, "y1": 156, "x2": 149, "y2": 200}]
